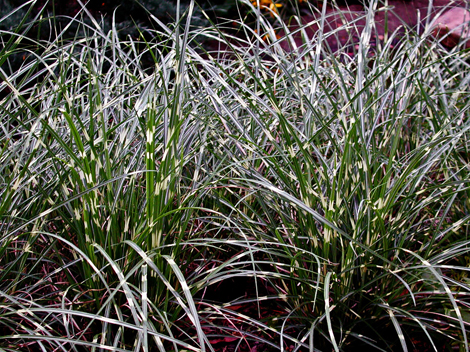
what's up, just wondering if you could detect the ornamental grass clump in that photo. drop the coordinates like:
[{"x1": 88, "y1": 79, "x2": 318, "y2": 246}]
[{"x1": 1, "y1": 0, "x2": 469, "y2": 351}]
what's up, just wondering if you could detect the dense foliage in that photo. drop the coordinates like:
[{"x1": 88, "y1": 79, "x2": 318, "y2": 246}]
[{"x1": 1, "y1": 0, "x2": 469, "y2": 351}]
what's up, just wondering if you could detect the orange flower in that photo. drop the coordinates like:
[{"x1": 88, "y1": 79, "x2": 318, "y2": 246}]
[
  {"x1": 251, "y1": 0, "x2": 276, "y2": 7},
  {"x1": 251, "y1": 0, "x2": 283, "y2": 17}
]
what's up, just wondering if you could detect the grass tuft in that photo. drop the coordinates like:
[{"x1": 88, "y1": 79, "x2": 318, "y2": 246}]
[{"x1": 1, "y1": 0, "x2": 470, "y2": 350}]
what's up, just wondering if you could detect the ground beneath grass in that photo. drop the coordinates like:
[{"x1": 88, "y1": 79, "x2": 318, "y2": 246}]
[{"x1": 30, "y1": 0, "x2": 468, "y2": 53}]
